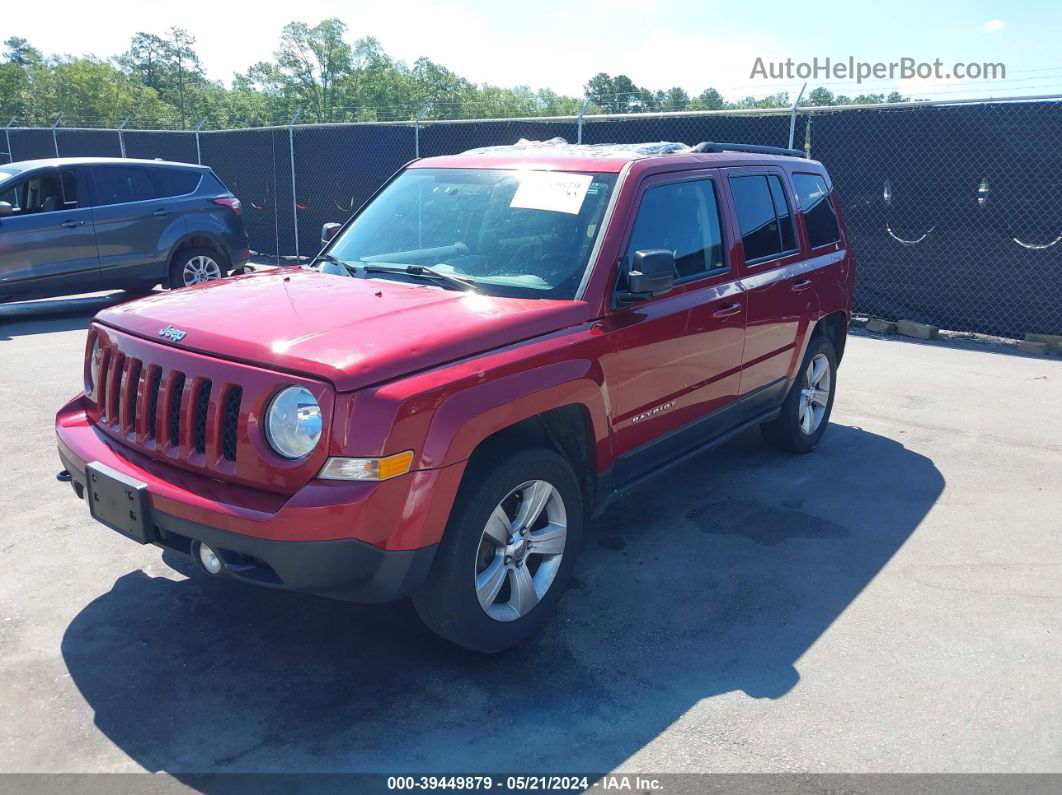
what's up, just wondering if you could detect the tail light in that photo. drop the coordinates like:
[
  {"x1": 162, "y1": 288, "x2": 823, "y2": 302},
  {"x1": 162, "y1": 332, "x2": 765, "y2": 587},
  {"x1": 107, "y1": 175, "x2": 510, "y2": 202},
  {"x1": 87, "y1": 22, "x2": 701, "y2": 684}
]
[{"x1": 213, "y1": 196, "x2": 242, "y2": 215}]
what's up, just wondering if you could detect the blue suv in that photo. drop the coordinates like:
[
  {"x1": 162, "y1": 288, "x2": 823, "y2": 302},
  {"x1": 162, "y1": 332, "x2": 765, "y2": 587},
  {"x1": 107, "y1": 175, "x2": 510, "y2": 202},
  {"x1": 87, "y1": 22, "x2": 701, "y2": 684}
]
[{"x1": 0, "y1": 157, "x2": 249, "y2": 302}]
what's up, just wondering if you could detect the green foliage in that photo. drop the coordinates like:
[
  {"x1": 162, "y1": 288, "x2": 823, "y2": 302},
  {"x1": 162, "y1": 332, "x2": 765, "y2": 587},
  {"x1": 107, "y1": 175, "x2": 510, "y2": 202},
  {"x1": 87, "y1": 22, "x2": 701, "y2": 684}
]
[
  {"x1": 3, "y1": 37, "x2": 41, "y2": 67},
  {"x1": 0, "y1": 26, "x2": 911, "y2": 130}
]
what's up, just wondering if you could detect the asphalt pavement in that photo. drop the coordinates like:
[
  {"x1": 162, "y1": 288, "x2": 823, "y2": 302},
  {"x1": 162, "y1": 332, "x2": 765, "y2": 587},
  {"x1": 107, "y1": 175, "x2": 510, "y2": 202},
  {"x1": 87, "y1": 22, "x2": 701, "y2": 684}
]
[{"x1": 1, "y1": 291, "x2": 1059, "y2": 778}]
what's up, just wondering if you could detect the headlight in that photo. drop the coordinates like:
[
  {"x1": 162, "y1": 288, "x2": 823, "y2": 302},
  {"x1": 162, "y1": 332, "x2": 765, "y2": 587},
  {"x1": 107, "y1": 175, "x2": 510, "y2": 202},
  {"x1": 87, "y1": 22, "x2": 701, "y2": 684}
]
[
  {"x1": 86, "y1": 336, "x2": 102, "y2": 397},
  {"x1": 265, "y1": 386, "x2": 322, "y2": 459}
]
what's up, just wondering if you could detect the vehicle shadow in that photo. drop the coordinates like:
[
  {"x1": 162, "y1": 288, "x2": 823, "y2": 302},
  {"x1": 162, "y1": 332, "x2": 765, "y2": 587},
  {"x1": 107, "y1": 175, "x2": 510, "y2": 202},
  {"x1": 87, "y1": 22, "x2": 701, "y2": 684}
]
[
  {"x1": 61, "y1": 423, "x2": 943, "y2": 775},
  {"x1": 0, "y1": 291, "x2": 146, "y2": 340}
]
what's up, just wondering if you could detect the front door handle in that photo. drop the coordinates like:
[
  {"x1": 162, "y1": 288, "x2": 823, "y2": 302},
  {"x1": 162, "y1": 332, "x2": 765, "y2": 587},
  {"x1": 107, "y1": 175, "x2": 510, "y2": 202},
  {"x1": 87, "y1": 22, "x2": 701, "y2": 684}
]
[
  {"x1": 153, "y1": 208, "x2": 170, "y2": 217},
  {"x1": 60, "y1": 219, "x2": 83, "y2": 229},
  {"x1": 792, "y1": 278, "x2": 813, "y2": 291},
  {"x1": 712, "y1": 302, "x2": 743, "y2": 318}
]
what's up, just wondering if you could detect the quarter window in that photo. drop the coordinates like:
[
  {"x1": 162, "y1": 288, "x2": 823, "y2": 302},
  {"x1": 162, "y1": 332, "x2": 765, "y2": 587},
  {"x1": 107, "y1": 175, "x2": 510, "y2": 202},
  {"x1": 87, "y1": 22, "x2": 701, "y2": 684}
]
[
  {"x1": 793, "y1": 173, "x2": 841, "y2": 248},
  {"x1": 92, "y1": 167, "x2": 157, "y2": 206},
  {"x1": 152, "y1": 168, "x2": 201, "y2": 197},
  {"x1": 625, "y1": 179, "x2": 725, "y2": 280},
  {"x1": 729, "y1": 174, "x2": 798, "y2": 264}
]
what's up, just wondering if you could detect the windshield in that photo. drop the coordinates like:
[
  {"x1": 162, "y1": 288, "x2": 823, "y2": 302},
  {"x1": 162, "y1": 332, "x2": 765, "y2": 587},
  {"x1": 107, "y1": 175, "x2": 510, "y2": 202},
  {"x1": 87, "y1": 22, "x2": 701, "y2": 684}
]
[{"x1": 327, "y1": 168, "x2": 616, "y2": 299}]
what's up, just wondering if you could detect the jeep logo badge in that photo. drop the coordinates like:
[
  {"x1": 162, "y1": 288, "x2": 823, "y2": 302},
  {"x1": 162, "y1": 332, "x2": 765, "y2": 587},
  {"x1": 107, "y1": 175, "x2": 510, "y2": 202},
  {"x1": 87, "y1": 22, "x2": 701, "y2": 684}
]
[{"x1": 159, "y1": 325, "x2": 187, "y2": 342}]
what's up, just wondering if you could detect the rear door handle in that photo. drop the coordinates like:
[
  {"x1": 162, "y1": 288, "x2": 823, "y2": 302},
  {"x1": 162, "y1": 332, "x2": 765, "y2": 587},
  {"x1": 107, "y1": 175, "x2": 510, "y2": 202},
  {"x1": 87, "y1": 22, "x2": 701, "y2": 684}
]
[
  {"x1": 153, "y1": 208, "x2": 170, "y2": 217},
  {"x1": 792, "y1": 278, "x2": 813, "y2": 291},
  {"x1": 712, "y1": 302, "x2": 743, "y2": 318},
  {"x1": 60, "y1": 219, "x2": 83, "y2": 229}
]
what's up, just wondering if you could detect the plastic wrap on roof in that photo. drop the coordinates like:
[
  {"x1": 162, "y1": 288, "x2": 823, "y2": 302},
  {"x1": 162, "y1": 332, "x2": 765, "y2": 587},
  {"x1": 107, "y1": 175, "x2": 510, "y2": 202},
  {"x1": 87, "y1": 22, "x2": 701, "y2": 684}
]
[{"x1": 460, "y1": 138, "x2": 693, "y2": 158}]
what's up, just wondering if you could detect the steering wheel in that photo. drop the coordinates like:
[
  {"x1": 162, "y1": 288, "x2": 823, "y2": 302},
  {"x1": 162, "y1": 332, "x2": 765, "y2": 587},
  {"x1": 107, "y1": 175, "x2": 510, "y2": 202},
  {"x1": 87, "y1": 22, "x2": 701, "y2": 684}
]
[{"x1": 507, "y1": 241, "x2": 543, "y2": 271}]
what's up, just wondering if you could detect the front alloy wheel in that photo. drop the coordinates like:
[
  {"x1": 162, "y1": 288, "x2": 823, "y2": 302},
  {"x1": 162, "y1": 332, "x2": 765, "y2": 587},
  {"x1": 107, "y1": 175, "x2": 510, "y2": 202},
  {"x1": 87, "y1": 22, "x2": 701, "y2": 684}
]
[
  {"x1": 413, "y1": 448, "x2": 583, "y2": 653},
  {"x1": 475, "y1": 480, "x2": 568, "y2": 622}
]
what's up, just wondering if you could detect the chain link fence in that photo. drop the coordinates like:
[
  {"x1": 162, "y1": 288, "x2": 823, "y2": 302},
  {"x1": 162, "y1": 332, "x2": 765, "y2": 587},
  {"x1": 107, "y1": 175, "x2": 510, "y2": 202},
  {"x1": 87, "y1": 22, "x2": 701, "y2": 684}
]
[{"x1": 3, "y1": 98, "x2": 1060, "y2": 338}]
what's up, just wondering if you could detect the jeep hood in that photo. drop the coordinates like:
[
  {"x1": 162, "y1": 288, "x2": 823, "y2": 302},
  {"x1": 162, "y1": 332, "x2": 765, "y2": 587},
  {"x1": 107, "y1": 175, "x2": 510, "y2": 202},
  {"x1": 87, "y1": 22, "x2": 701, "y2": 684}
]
[{"x1": 95, "y1": 269, "x2": 589, "y2": 391}]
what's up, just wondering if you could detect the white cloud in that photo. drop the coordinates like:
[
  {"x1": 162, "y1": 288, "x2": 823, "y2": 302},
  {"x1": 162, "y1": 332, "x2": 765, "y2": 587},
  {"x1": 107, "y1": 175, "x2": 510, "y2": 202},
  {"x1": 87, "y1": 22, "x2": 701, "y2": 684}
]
[{"x1": 982, "y1": 19, "x2": 1006, "y2": 33}]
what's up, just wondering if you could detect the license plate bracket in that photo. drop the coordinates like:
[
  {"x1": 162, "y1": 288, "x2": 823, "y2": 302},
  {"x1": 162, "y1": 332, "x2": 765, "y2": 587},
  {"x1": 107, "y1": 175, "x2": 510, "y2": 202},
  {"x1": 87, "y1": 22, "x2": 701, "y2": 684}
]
[{"x1": 85, "y1": 462, "x2": 152, "y2": 544}]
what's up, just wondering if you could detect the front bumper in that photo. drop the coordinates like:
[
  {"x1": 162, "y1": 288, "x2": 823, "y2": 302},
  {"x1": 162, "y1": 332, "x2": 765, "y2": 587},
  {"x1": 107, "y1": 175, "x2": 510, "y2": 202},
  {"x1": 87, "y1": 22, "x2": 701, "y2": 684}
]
[
  {"x1": 56, "y1": 396, "x2": 461, "y2": 602},
  {"x1": 59, "y1": 448, "x2": 435, "y2": 602}
]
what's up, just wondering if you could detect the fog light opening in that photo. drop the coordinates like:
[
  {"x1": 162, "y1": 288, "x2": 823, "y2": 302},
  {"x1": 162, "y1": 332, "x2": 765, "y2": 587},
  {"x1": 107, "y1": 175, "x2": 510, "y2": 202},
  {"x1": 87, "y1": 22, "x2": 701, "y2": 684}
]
[{"x1": 193, "y1": 541, "x2": 225, "y2": 576}]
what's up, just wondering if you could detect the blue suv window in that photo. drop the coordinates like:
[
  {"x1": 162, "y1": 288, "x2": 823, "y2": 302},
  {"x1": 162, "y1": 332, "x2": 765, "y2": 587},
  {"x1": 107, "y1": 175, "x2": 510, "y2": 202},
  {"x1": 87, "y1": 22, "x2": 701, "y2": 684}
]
[
  {"x1": 152, "y1": 169, "x2": 201, "y2": 198},
  {"x1": 0, "y1": 170, "x2": 78, "y2": 215},
  {"x1": 92, "y1": 167, "x2": 157, "y2": 206}
]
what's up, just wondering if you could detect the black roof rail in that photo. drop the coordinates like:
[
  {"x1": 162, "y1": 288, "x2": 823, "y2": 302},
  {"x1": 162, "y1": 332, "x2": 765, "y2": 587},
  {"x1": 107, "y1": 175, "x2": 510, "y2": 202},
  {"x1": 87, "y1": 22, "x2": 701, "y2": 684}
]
[{"x1": 691, "y1": 141, "x2": 806, "y2": 158}]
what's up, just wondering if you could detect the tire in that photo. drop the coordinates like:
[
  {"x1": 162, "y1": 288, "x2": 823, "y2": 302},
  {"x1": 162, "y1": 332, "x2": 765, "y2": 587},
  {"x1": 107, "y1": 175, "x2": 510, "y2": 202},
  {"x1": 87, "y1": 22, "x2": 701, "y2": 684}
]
[
  {"x1": 760, "y1": 334, "x2": 838, "y2": 453},
  {"x1": 413, "y1": 447, "x2": 583, "y2": 653},
  {"x1": 168, "y1": 247, "x2": 227, "y2": 289}
]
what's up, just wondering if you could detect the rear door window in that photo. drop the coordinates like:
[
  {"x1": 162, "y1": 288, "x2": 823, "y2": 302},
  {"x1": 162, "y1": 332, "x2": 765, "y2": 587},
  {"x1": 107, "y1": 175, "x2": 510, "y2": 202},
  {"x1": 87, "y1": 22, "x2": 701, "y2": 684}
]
[
  {"x1": 729, "y1": 174, "x2": 798, "y2": 264},
  {"x1": 767, "y1": 175, "x2": 796, "y2": 252},
  {"x1": 151, "y1": 169, "x2": 201, "y2": 197},
  {"x1": 92, "y1": 167, "x2": 157, "y2": 206},
  {"x1": 793, "y1": 173, "x2": 842, "y2": 248}
]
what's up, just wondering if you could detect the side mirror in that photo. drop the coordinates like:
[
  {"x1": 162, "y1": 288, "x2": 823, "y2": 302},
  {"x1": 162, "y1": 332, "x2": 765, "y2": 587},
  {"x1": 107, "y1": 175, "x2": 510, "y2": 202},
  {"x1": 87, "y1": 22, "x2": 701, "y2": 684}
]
[
  {"x1": 321, "y1": 222, "x2": 342, "y2": 247},
  {"x1": 618, "y1": 249, "x2": 674, "y2": 303},
  {"x1": 0, "y1": 201, "x2": 12, "y2": 218}
]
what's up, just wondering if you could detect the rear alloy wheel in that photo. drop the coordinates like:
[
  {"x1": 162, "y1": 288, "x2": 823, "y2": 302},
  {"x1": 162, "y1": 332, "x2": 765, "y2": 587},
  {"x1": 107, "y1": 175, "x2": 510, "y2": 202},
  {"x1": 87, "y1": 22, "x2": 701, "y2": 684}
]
[
  {"x1": 413, "y1": 448, "x2": 583, "y2": 653},
  {"x1": 797, "y1": 353, "x2": 832, "y2": 436},
  {"x1": 169, "y1": 247, "x2": 226, "y2": 289},
  {"x1": 761, "y1": 334, "x2": 838, "y2": 453}
]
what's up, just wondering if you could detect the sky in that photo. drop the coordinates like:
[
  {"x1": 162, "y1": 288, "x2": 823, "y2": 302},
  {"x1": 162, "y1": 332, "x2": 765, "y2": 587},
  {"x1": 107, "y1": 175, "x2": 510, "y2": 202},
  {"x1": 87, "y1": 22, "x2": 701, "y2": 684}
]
[{"x1": 5, "y1": 0, "x2": 1062, "y2": 103}]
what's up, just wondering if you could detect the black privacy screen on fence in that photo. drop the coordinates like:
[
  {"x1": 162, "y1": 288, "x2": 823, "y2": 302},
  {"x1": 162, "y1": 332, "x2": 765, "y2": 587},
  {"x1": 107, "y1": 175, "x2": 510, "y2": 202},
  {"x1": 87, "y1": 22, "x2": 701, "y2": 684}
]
[
  {"x1": 3, "y1": 101, "x2": 1059, "y2": 336},
  {"x1": 811, "y1": 102, "x2": 1062, "y2": 338}
]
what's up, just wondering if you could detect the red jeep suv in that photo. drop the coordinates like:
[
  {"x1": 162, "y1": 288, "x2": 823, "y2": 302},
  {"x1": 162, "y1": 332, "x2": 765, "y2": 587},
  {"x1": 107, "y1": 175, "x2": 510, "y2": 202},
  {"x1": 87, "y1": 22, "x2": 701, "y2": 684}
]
[{"x1": 56, "y1": 140, "x2": 854, "y2": 652}]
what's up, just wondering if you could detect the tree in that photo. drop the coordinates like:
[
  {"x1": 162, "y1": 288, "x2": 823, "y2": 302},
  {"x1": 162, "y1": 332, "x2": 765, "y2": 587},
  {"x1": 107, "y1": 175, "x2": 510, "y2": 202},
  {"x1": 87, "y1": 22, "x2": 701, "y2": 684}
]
[
  {"x1": 583, "y1": 73, "x2": 644, "y2": 113},
  {"x1": 664, "y1": 87, "x2": 689, "y2": 112},
  {"x1": 123, "y1": 33, "x2": 169, "y2": 92},
  {"x1": 4, "y1": 37, "x2": 41, "y2": 66},
  {"x1": 584, "y1": 73, "x2": 614, "y2": 110},
  {"x1": 806, "y1": 86, "x2": 834, "y2": 106},
  {"x1": 610, "y1": 75, "x2": 639, "y2": 112},
  {"x1": 695, "y1": 88, "x2": 725, "y2": 110},
  {"x1": 258, "y1": 18, "x2": 353, "y2": 123},
  {"x1": 2, "y1": 20, "x2": 919, "y2": 130},
  {"x1": 169, "y1": 27, "x2": 200, "y2": 128}
]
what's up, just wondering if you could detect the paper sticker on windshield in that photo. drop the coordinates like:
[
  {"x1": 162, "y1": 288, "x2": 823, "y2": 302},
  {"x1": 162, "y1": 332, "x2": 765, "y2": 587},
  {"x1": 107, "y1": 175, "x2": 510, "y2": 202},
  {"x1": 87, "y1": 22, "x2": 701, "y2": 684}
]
[{"x1": 510, "y1": 172, "x2": 593, "y2": 215}]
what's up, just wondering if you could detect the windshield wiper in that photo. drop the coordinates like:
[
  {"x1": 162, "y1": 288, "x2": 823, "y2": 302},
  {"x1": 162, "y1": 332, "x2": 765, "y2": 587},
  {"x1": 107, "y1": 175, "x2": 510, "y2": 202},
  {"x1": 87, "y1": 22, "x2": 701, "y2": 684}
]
[
  {"x1": 309, "y1": 252, "x2": 357, "y2": 274},
  {"x1": 360, "y1": 263, "x2": 479, "y2": 293}
]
